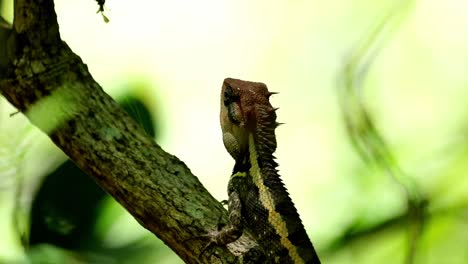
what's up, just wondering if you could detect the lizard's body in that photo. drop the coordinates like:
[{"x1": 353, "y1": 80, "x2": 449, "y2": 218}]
[{"x1": 210, "y1": 78, "x2": 320, "y2": 263}]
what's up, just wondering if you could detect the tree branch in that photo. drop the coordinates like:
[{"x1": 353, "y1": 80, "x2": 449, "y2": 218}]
[{"x1": 0, "y1": 1, "x2": 257, "y2": 263}]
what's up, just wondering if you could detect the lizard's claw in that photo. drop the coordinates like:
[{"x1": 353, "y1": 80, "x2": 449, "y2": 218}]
[
  {"x1": 181, "y1": 233, "x2": 214, "y2": 259},
  {"x1": 220, "y1": 199, "x2": 229, "y2": 206},
  {"x1": 183, "y1": 216, "x2": 228, "y2": 259},
  {"x1": 199, "y1": 240, "x2": 216, "y2": 259},
  {"x1": 191, "y1": 230, "x2": 222, "y2": 259},
  {"x1": 184, "y1": 227, "x2": 224, "y2": 259}
]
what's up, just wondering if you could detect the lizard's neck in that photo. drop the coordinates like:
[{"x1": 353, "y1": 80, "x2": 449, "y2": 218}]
[{"x1": 232, "y1": 103, "x2": 278, "y2": 173}]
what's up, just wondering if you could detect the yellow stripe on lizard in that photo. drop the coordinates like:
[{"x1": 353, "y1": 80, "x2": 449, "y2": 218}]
[{"x1": 248, "y1": 134, "x2": 304, "y2": 264}]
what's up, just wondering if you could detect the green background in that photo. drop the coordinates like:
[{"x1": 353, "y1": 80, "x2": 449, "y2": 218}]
[{"x1": 1, "y1": 0, "x2": 467, "y2": 263}]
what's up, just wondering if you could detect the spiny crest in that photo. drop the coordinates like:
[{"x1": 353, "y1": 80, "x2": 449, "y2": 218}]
[
  {"x1": 255, "y1": 105, "x2": 278, "y2": 153},
  {"x1": 254, "y1": 103, "x2": 282, "y2": 179},
  {"x1": 267, "y1": 92, "x2": 279, "y2": 98}
]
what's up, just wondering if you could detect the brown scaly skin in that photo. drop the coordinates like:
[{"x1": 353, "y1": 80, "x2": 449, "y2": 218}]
[{"x1": 207, "y1": 78, "x2": 321, "y2": 263}]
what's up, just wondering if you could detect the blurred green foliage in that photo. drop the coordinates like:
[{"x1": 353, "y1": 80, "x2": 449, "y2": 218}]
[{"x1": 24, "y1": 94, "x2": 165, "y2": 263}]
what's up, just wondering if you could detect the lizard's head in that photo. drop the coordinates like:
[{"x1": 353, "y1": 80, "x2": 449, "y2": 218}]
[{"x1": 220, "y1": 78, "x2": 274, "y2": 161}]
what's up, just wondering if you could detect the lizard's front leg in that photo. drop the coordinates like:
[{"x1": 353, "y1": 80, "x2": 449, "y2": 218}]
[{"x1": 207, "y1": 173, "x2": 245, "y2": 245}]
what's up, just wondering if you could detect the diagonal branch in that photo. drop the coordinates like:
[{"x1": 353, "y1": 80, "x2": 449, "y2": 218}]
[{"x1": 0, "y1": 1, "x2": 257, "y2": 263}]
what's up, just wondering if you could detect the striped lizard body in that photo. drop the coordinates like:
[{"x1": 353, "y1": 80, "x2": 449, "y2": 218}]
[{"x1": 209, "y1": 78, "x2": 321, "y2": 263}]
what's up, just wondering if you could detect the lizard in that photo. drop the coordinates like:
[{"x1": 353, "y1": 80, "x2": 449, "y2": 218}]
[{"x1": 204, "y1": 78, "x2": 321, "y2": 263}]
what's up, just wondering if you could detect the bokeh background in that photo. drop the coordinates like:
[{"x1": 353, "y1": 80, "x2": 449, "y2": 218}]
[{"x1": 1, "y1": 0, "x2": 468, "y2": 263}]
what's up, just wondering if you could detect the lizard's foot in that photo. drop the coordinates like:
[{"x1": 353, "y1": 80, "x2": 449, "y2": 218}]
[
  {"x1": 181, "y1": 232, "x2": 217, "y2": 259},
  {"x1": 198, "y1": 215, "x2": 230, "y2": 258},
  {"x1": 198, "y1": 229, "x2": 223, "y2": 258},
  {"x1": 197, "y1": 221, "x2": 242, "y2": 259},
  {"x1": 183, "y1": 216, "x2": 229, "y2": 259}
]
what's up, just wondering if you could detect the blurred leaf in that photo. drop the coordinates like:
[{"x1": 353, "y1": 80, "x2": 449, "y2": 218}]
[{"x1": 336, "y1": 2, "x2": 427, "y2": 263}]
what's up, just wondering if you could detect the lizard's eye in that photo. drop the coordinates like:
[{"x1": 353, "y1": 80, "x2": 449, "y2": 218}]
[{"x1": 223, "y1": 86, "x2": 239, "y2": 106}]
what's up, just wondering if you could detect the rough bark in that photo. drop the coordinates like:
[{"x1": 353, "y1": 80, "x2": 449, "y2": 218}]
[{"x1": 0, "y1": 0, "x2": 257, "y2": 263}]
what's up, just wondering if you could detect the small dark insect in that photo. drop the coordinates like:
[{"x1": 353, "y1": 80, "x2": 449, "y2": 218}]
[
  {"x1": 96, "y1": 0, "x2": 105, "y2": 12},
  {"x1": 95, "y1": 0, "x2": 109, "y2": 23}
]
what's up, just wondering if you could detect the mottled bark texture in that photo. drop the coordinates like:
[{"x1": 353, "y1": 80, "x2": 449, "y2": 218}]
[{"x1": 0, "y1": 1, "x2": 257, "y2": 263}]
